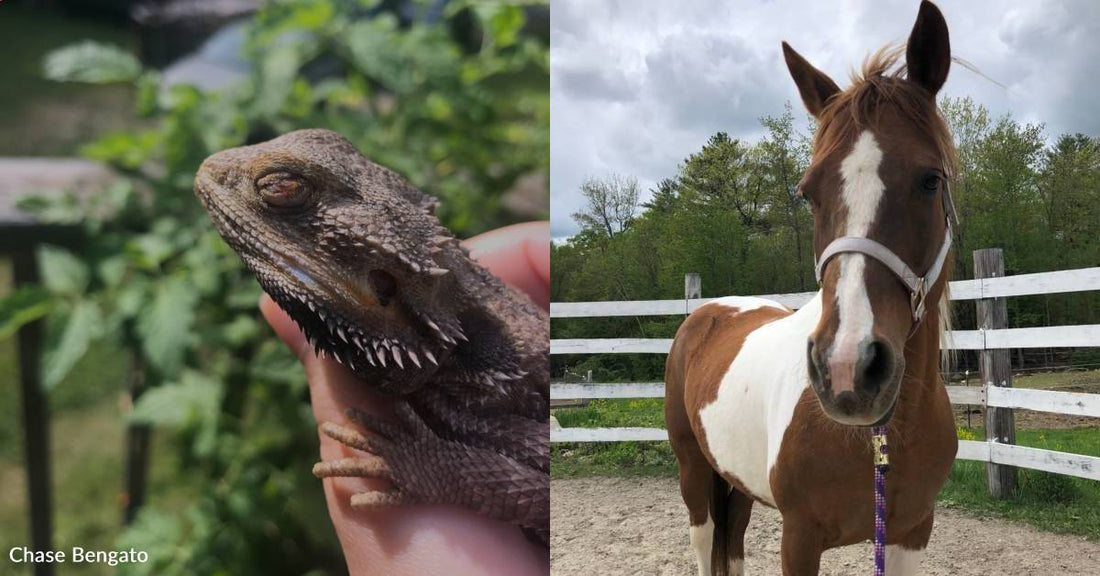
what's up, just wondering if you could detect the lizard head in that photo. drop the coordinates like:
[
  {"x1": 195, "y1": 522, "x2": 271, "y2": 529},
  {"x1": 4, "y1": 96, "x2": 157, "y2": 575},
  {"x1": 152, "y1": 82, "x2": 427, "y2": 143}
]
[{"x1": 194, "y1": 129, "x2": 472, "y2": 393}]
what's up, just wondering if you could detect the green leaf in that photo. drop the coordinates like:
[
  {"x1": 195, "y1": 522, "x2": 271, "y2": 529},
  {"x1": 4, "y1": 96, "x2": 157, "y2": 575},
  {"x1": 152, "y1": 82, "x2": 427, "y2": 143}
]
[
  {"x1": 127, "y1": 233, "x2": 176, "y2": 270},
  {"x1": 137, "y1": 277, "x2": 198, "y2": 374},
  {"x1": 221, "y1": 315, "x2": 261, "y2": 347},
  {"x1": 43, "y1": 300, "x2": 104, "y2": 388},
  {"x1": 0, "y1": 288, "x2": 54, "y2": 341},
  {"x1": 43, "y1": 41, "x2": 142, "y2": 84},
  {"x1": 250, "y1": 340, "x2": 305, "y2": 389},
  {"x1": 255, "y1": 44, "x2": 304, "y2": 118},
  {"x1": 116, "y1": 509, "x2": 184, "y2": 576},
  {"x1": 97, "y1": 255, "x2": 129, "y2": 288},
  {"x1": 135, "y1": 71, "x2": 162, "y2": 116},
  {"x1": 129, "y1": 371, "x2": 222, "y2": 428},
  {"x1": 80, "y1": 130, "x2": 160, "y2": 170},
  {"x1": 483, "y1": 5, "x2": 526, "y2": 48},
  {"x1": 38, "y1": 245, "x2": 90, "y2": 296},
  {"x1": 115, "y1": 278, "x2": 150, "y2": 320},
  {"x1": 16, "y1": 193, "x2": 83, "y2": 225}
]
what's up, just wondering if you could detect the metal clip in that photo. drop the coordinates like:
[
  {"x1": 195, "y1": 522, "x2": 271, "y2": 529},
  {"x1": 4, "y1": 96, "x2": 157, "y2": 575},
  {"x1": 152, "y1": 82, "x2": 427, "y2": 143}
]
[{"x1": 872, "y1": 432, "x2": 890, "y2": 467}]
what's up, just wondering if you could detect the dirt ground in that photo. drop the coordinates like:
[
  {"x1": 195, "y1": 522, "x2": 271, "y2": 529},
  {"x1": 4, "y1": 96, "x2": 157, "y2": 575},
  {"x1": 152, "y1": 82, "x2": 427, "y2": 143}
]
[{"x1": 551, "y1": 477, "x2": 1100, "y2": 576}]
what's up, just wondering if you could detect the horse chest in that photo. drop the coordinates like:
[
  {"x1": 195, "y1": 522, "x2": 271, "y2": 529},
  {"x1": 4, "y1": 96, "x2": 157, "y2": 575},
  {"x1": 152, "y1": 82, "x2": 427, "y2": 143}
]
[{"x1": 693, "y1": 295, "x2": 823, "y2": 506}]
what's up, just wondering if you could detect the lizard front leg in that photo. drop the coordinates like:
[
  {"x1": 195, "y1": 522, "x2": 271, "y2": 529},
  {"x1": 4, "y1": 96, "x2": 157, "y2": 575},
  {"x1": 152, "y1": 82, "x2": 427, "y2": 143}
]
[
  {"x1": 413, "y1": 388, "x2": 548, "y2": 472},
  {"x1": 313, "y1": 401, "x2": 550, "y2": 546}
]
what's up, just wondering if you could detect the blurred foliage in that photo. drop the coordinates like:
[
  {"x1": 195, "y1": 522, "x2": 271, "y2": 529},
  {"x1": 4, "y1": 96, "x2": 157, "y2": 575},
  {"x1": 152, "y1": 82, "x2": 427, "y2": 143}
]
[
  {"x1": 1, "y1": 1, "x2": 547, "y2": 574},
  {"x1": 0, "y1": 4, "x2": 139, "y2": 156},
  {"x1": 552, "y1": 97, "x2": 1100, "y2": 382}
]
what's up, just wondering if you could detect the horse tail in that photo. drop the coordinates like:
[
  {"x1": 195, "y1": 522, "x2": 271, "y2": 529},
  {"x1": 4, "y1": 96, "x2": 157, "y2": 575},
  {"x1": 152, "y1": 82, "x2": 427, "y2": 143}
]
[{"x1": 710, "y1": 470, "x2": 730, "y2": 576}]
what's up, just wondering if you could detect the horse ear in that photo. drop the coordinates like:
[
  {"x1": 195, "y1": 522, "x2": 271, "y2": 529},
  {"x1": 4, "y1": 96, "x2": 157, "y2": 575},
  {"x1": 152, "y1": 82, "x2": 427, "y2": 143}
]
[
  {"x1": 906, "y1": 0, "x2": 951, "y2": 94},
  {"x1": 782, "y1": 41, "x2": 840, "y2": 119}
]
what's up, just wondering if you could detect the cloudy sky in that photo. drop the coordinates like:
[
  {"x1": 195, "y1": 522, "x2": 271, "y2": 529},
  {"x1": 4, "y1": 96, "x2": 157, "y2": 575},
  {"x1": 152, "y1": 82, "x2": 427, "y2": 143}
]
[{"x1": 550, "y1": 0, "x2": 1100, "y2": 238}]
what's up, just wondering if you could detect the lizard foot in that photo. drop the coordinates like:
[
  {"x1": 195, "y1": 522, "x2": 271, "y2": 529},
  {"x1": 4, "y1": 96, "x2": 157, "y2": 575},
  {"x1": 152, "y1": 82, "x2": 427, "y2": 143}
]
[
  {"x1": 313, "y1": 401, "x2": 455, "y2": 509},
  {"x1": 314, "y1": 400, "x2": 549, "y2": 544}
]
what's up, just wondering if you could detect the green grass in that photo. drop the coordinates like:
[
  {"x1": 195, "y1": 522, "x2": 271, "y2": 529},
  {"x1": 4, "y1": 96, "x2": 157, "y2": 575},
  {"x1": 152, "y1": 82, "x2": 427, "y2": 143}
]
[
  {"x1": 941, "y1": 427, "x2": 1100, "y2": 540},
  {"x1": 552, "y1": 398, "x2": 676, "y2": 476},
  {"x1": 552, "y1": 398, "x2": 1100, "y2": 540},
  {"x1": 1013, "y1": 368, "x2": 1100, "y2": 391}
]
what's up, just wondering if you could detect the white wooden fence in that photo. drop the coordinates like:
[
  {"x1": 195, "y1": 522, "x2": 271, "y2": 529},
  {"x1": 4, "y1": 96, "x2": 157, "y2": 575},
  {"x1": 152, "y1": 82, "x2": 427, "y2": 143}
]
[{"x1": 550, "y1": 265, "x2": 1100, "y2": 483}]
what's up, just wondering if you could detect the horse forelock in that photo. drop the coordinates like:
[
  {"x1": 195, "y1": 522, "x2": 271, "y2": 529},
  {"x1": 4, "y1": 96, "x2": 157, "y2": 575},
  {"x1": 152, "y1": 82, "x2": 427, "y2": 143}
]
[{"x1": 812, "y1": 44, "x2": 958, "y2": 185}]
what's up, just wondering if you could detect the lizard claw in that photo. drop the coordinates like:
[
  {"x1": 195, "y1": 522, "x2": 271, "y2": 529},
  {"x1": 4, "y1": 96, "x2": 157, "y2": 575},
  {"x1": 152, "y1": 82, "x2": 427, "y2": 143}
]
[
  {"x1": 312, "y1": 456, "x2": 391, "y2": 479},
  {"x1": 351, "y1": 489, "x2": 407, "y2": 508}
]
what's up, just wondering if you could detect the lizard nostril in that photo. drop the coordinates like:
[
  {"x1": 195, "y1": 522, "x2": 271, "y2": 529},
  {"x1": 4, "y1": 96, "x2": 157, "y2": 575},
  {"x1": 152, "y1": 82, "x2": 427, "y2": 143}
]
[{"x1": 368, "y1": 269, "x2": 397, "y2": 305}]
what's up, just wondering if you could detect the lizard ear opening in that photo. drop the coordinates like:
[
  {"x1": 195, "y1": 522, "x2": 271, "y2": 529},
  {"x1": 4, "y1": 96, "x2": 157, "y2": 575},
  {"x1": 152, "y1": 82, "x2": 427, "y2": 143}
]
[{"x1": 368, "y1": 269, "x2": 398, "y2": 306}]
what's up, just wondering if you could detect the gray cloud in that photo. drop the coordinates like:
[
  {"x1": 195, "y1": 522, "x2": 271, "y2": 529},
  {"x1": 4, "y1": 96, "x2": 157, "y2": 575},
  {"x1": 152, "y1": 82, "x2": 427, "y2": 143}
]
[{"x1": 551, "y1": 0, "x2": 1100, "y2": 238}]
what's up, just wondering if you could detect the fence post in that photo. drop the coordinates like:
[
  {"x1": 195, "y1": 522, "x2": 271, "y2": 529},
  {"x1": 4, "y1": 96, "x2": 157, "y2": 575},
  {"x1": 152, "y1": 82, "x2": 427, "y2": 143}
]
[
  {"x1": 122, "y1": 351, "x2": 150, "y2": 525},
  {"x1": 973, "y1": 248, "x2": 1016, "y2": 498},
  {"x1": 13, "y1": 249, "x2": 54, "y2": 576},
  {"x1": 684, "y1": 273, "x2": 701, "y2": 314}
]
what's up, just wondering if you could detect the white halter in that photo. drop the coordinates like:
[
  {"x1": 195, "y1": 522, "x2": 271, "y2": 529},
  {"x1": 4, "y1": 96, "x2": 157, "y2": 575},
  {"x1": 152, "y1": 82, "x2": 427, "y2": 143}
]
[{"x1": 814, "y1": 183, "x2": 957, "y2": 329}]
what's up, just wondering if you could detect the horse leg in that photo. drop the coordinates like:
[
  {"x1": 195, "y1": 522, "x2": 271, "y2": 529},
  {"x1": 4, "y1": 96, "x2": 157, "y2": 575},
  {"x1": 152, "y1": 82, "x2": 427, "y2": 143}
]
[
  {"x1": 725, "y1": 488, "x2": 753, "y2": 576},
  {"x1": 887, "y1": 511, "x2": 934, "y2": 575},
  {"x1": 779, "y1": 517, "x2": 823, "y2": 576},
  {"x1": 676, "y1": 449, "x2": 718, "y2": 576}
]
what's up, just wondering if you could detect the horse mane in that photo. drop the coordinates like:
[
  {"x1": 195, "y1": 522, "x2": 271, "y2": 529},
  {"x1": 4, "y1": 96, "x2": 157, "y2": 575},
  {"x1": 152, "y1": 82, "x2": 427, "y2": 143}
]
[{"x1": 812, "y1": 43, "x2": 959, "y2": 364}]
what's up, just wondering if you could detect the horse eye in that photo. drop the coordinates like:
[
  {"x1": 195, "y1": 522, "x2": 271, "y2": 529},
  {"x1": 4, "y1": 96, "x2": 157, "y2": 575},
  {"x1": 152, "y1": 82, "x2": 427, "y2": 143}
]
[
  {"x1": 920, "y1": 172, "x2": 941, "y2": 195},
  {"x1": 256, "y1": 172, "x2": 310, "y2": 207}
]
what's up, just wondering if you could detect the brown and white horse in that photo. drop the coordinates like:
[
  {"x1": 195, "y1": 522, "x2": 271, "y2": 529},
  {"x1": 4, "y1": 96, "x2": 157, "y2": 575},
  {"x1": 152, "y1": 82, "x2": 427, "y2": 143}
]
[{"x1": 665, "y1": 2, "x2": 959, "y2": 575}]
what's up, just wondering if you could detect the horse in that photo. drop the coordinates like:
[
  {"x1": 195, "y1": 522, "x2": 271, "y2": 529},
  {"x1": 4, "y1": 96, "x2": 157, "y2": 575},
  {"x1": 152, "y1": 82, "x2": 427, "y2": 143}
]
[{"x1": 664, "y1": 2, "x2": 959, "y2": 575}]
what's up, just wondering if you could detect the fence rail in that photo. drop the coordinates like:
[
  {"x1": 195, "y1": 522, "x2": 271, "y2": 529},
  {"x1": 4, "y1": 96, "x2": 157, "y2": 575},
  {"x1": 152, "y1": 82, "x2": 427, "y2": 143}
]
[
  {"x1": 550, "y1": 262, "x2": 1100, "y2": 492},
  {"x1": 552, "y1": 325, "x2": 1100, "y2": 354},
  {"x1": 550, "y1": 267, "x2": 1100, "y2": 318}
]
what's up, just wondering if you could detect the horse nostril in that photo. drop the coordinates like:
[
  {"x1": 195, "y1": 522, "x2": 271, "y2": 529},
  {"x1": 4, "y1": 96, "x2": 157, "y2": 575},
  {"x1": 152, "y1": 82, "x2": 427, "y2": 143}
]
[{"x1": 856, "y1": 339, "x2": 894, "y2": 395}]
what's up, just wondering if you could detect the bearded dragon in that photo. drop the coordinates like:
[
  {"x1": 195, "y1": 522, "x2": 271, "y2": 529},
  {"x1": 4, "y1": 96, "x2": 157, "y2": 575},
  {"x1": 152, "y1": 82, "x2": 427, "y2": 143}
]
[{"x1": 194, "y1": 129, "x2": 549, "y2": 546}]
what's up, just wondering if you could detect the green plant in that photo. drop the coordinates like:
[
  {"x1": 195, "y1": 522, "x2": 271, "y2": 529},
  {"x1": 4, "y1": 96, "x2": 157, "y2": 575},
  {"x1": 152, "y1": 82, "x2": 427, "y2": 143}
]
[{"x1": 2, "y1": 2, "x2": 547, "y2": 574}]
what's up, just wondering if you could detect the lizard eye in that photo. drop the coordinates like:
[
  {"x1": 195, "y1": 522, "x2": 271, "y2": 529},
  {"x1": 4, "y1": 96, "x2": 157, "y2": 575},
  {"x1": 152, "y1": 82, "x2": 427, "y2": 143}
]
[{"x1": 256, "y1": 172, "x2": 310, "y2": 207}]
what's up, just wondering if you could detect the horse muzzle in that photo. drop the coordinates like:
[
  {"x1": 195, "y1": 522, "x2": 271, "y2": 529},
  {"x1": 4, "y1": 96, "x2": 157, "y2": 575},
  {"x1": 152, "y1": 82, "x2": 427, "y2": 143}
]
[{"x1": 807, "y1": 336, "x2": 903, "y2": 426}]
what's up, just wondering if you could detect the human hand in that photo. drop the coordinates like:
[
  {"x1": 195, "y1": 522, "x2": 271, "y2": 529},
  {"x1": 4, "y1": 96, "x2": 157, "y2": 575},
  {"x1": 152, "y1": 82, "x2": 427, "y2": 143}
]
[{"x1": 260, "y1": 221, "x2": 550, "y2": 576}]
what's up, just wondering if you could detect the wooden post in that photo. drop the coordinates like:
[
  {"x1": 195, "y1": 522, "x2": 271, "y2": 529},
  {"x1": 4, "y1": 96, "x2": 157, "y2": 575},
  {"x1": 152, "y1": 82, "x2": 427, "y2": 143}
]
[
  {"x1": 13, "y1": 249, "x2": 55, "y2": 576},
  {"x1": 684, "y1": 273, "x2": 701, "y2": 314},
  {"x1": 122, "y1": 352, "x2": 150, "y2": 525},
  {"x1": 974, "y1": 248, "x2": 1016, "y2": 498}
]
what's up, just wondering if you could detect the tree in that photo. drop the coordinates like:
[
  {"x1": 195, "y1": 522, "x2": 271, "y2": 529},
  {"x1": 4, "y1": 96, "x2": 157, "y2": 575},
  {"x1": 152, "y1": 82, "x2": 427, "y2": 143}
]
[
  {"x1": 642, "y1": 177, "x2": 680, "y2": 213},
  {"x1": 1040, "y1": 134, "x2": 1100, "y2": 267},
  {"x1": 758, "y1": 103, "x2": 813, "y2": 290},
  {"x1": 678, "y1": 132, "x2": 770, "y2": 229},
  {"x1": 571, "y1": 174, "x2": 640, "y2": 239}
]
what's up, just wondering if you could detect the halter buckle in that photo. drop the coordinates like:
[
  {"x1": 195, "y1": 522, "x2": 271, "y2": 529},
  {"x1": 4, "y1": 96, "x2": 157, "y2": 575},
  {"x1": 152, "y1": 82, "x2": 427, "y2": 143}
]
[{"x1": 872, "y1": 430, "x2": 890, "y2": 467}]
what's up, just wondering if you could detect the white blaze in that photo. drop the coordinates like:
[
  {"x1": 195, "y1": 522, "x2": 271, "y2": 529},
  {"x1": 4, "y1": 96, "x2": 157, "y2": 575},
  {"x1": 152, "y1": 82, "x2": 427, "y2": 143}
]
[{"x1": 831, "y1": 131, "x2": 885, "y2": 370}]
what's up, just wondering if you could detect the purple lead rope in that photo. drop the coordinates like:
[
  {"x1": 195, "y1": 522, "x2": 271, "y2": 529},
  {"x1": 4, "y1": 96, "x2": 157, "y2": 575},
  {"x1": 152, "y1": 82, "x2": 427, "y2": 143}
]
[{"x1": 872, "y1": 426, "x2": 890, "y2": 576}]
